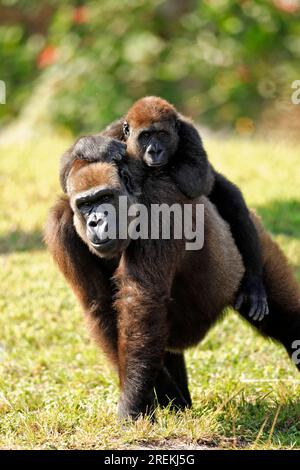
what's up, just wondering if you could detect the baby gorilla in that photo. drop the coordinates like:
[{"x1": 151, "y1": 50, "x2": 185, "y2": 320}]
[{"x1": 102, "y1": 97, "x2": 269, "y2": 321}]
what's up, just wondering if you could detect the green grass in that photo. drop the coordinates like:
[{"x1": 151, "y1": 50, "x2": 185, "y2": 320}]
[{"x1": 0, "y1": 134, "x2": 300, "y2": 449}]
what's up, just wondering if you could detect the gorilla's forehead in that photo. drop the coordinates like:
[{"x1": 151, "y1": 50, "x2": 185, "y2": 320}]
[
  {"x1": 68, "y1": 161, "x2": 121, "y2": 194},
  {"x1": 136, "y1": 121, "x2": 174, "y2": 133},
  {"x1": 125, "y1": 96, "x2": 177, "y2": 128}
]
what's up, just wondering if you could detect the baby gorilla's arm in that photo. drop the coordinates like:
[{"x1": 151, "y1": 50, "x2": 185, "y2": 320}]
[
  {"x1": 210, "y1": 172, "x2": 269, "y2": 321},
  {"x1": 169, "y1": 119, "x2": 214, "y2": 198},
  {"x1": 168, "y1": 119, "x2": 269, "y2": 321}
]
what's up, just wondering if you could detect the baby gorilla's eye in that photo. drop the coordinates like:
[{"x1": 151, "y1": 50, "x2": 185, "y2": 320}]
[
  {"x1": 143, "y1": 132, "x2": 150, "y2": 139},
  {"x1": 158, "y1": 130, "x2": 168, "y2": 137}
]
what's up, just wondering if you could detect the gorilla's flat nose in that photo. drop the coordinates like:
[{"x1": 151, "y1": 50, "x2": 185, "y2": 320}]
[
  {"x1": 87, "y1": 214, "x2": 109, "y2": 243},
  {"x1": 148, "y1": 144, "x2": 162, "y2": 156},
  {"x1": 87, "y1": 213, "x2": 99, "y2": 228},
  {"x1": 88, "y1": 218, "x2": 97, "y2": 228}
]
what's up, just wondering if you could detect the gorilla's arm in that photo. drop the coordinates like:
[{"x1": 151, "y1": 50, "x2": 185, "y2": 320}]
[
  {"x1": 209, "y1": 172, "x2": 269, "y2": 320},
  {"x1": 114, "y1": 241, "x2": 182, "y2": 419},
  {"x1": 170, "y1": 118, "x2": 215, "y2": 198},
  {"x1": 44, "y1": 196, "x2": 120, "y2": 366}
]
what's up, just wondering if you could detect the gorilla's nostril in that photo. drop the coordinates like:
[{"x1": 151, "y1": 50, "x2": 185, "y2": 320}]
[{"x1": 88, "y1": 220, "x2": 98, "y2": 228}]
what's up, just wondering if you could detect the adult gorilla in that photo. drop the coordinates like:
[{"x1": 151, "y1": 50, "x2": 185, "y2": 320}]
[{"x1": 45, "y1": 137, "x2": 300, "y2": 420}]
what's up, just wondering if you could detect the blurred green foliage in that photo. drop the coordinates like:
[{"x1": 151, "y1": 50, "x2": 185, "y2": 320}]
[{"x1": 1, "y1": 0, "x2": 300, "y2": 133}]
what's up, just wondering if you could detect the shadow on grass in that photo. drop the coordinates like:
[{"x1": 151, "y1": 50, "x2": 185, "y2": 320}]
[
  {"x1": 0, "y1": 229, "x2": 44, "y2": 254},
  {"x1": 257, "y1": 199, "x2": 300, "y2": 239}
]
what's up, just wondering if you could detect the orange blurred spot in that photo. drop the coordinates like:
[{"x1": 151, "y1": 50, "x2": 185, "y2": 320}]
[
  {"x1": 237, "y1": 65, "x2": 251, "y2": 83},
  {"x1": 37, "y1": 46, "x2": 58, "y2": 69},
  {"x1": 273, "y1": 0, "x2": 299, "y2": 13},
  {"x1": 235, "y1": 117, "x2": 255, "y2": 135},
  {"x1": 72, "y1": 6, "x2": 89, "y2": 24}
]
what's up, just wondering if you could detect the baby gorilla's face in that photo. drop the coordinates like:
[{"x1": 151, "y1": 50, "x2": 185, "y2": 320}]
[
  {"x1": 68, "y1": 161, "x2": 134, "y2": 258},
  {"x1": 124, "y1": 120, "x2": 179, "y2": 168}
]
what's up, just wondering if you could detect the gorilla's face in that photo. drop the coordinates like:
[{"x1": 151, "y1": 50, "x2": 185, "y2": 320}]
[
  {"x1": 75, "y1": 186, "x2": 125, "y2": 256},
  {"x1": 68, "y1": 161, "x2": 134, "y2": 258},
  {"x1": 124, "y1": 119, "x2": 179, "y2": 168}
]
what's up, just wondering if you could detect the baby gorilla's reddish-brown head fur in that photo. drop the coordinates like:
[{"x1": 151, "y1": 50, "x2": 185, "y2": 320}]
[
  {"x1": 125, "y1": 96, "x2": 177, "y2": 128},
  {"x1": 124, "y1": 96, "x2": 179, "y2": 167}
]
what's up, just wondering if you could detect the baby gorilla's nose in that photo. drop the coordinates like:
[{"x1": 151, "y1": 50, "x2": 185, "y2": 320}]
[
  {"x1": 148, "y1": 143, "x2": 162, "y2": 156},
  {"x1": 145, "y1": 143, "x2": 166, "y2": 167}
]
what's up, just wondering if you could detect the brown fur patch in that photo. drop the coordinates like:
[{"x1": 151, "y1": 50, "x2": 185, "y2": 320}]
[
  {"x1": 251, "y1": 211, "x2": 300, "y2": 317},
  {"x1": 67, "y1": 161, "x2": 121, "y2": 194},
  {"x1": 125, "y1": 96, "x2": 177, "y2": 128}
]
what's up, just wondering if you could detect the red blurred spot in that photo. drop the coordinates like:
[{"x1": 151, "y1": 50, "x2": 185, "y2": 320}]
[
  {"x1": 237, "y1": 65, "x2": 251, "y2": 83},
  {"x1": 37, "y1": 46, "x2": 58, "y2": 69},
  {"x1": 273, "y1": 0, "x2": 299, "y2": 13},
  {"x1": 72, "y1": 6, "x2": 89, "y2": 24}
]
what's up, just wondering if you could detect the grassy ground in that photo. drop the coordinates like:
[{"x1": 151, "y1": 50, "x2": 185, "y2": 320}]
[{"x1": 0, "y1": 134, "x2": 300, "y2": 450}]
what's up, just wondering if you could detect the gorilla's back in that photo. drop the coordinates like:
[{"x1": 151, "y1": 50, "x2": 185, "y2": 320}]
[{"x1": 167, "y1": 196, "x2": 245, "y2": 352}]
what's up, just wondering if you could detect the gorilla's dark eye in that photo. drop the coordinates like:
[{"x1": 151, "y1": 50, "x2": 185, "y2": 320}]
[
  {"x1": 100, "y1": 195, "x2": 112, "y2": 204},
  {"x1": 142, "y1": 132, "x2": 150, "y2": 139},
  {"x1": 78, "y1": 201, "x2": 91, "y2": 214},
  {"x1": 79, "y1": 202, "x2": 90, "y2": 210},
  {"x1": 158, "y1": 130, "x2": 168, "y2": 137}
]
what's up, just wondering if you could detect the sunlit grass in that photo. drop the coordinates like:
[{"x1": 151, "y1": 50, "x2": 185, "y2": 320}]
[{"x1": 0, "y1": 133, "x2": 299, "y2": 449}]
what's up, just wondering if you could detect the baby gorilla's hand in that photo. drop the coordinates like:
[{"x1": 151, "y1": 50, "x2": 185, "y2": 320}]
[
  {"x1": 73, "y1": 135, "x2": 126, "y2": 164},
  {"x1": 235, "y1": 273, "x2": 269, "y2": 321}
]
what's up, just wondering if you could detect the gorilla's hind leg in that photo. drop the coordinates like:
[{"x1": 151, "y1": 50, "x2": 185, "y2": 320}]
[
  {"x1": 238, "y1": 216, "x2": 300, "y2": 371},
  {"x1": 154, "y1": 352, "x2": 192, "y2": 410},
  {"x1": 239, "y1": 301, "x2": 300, "y2": 372}
]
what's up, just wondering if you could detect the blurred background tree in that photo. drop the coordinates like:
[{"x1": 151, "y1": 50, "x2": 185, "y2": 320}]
[{"x1": 0, "y1": 0, "x2": 300, "y2": 136}]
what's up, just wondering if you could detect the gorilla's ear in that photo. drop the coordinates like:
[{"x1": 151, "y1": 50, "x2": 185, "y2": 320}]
[
  {"x1": 174, "y1": 118, "x2": 181, "y2": 133},
  {"x1": 123, "y1": 121, "x2": 130, "y2": 138},
  {"x1": 119, "y1": 167, "x2": 141, "y2": 196}
]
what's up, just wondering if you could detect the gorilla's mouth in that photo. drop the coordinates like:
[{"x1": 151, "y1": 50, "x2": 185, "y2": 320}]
[
  {"x1": 87, "y1": 230, "x2": 113, "y2": 247},
  {"x1": 144, "y1": 152, "x2": 168, "y2": 168},
  {"x1": 90, "y1": 238, "x2": 118, "y2": 253},
  {"x1": 91, "y1": 238, "x2": 113, "y2": 247},
  {"x1": 148, "y1": 161, "x2": 165, "y2": 168}
]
